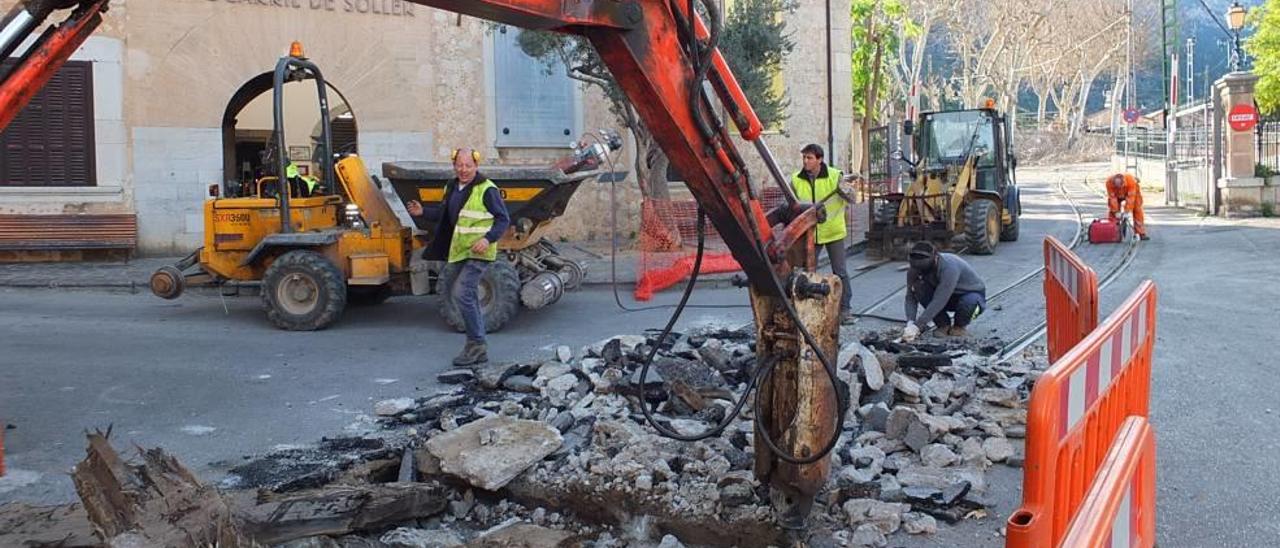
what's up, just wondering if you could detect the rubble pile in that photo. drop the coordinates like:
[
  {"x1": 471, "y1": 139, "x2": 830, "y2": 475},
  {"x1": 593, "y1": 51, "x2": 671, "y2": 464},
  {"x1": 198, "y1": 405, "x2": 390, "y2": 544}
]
[{"x1": 216, "y1": 327, "x2": 1047, "y2": 547}]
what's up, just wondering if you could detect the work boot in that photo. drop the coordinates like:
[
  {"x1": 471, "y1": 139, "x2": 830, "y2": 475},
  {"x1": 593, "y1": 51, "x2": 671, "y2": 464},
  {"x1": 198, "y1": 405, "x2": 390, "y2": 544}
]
[
  {"x1": 1139, "y1": 234, "x2": 1150, "y2": 241},
  {"x1": 840, "y1": 309, "x2": 856, "y2": 325},
  {"x1": 946, "y1": 326, "x2": 969, "y2": 338},
  {"x1": 452, "y1": 341, "x2": 488, "y2": 367}
]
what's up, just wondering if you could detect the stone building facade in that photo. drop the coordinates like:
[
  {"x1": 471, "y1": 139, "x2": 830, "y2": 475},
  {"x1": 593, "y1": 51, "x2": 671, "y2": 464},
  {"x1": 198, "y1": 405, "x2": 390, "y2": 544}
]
[{"x1": 0, "y1": 0, "x2": 852, "y2": 255}]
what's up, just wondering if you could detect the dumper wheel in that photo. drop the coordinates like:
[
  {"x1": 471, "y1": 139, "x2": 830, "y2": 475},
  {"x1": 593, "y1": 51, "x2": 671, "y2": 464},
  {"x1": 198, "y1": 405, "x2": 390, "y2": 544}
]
[
  {"x1": 439, "y1": 260, "x2": 521, "y2": 333},
  {"x1": 262, "y1": 250, "x2": 347, "y2": 331},
  {"x1": 965, "y1": 200, "x2": 1000, "y2": 255},
  {"x1": 999, "y1": 207, "x2": 1020, "y2": 242}
]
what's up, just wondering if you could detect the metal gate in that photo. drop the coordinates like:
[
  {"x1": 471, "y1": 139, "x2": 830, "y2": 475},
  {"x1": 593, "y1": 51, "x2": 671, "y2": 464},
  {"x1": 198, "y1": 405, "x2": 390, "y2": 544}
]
[{"x1": 1167, "y1": 101, "x2": 1214, "y2": 212}]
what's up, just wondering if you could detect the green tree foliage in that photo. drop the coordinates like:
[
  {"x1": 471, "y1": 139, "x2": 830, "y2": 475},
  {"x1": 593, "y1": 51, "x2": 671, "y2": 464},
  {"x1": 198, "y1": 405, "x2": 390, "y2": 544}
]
[
  {"x1": 1245, "y1": 0, "x2": 1280, "y2": 114},
  {"x1": 719, "y1": 0, "x2": 796, "y2": 129},
  {"x1": 513, "y1": 1, "x2": 795, "y2": 197},
  {"x1": 850, "y1": 0, "x2": 918, "y2": 121}
]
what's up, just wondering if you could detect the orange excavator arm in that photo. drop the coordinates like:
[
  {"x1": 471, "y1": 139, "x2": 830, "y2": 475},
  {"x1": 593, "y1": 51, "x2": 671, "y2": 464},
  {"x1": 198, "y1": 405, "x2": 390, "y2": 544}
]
[
  {"x1": 409, "y1": 0, "x2": 811, "y2": 294},
  {"x1": 405, "y1": 1, "x2": 845, "y2": 529},
  {"x1": 0, "y1": 0, "x2": 109, "y2": 132}
]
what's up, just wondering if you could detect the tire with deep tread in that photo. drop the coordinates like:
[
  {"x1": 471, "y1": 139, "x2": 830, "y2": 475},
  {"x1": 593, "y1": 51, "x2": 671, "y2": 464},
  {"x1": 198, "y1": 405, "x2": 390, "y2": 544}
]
[
  {"x1": 999, "y1": 205, "x2": 1021, "y2": 242},
  {"x1": 964, "y1": 200, "x2": 1000, "y2": 255},
  {"x1": 439, "y1": 260, "x2": 521, "y2": 333},
  {"x1": 348, "y1": 285, "x2": 393, "y2": 306},
  {"x1": 261, "y1": 250, "x2": 347, "y2": 331}
]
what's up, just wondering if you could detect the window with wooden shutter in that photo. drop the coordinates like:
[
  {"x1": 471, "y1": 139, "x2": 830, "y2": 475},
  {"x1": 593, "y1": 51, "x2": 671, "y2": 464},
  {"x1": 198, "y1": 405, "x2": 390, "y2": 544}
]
[{"x1": 0, "y1": 60, "x2": 96, "y2": 187}]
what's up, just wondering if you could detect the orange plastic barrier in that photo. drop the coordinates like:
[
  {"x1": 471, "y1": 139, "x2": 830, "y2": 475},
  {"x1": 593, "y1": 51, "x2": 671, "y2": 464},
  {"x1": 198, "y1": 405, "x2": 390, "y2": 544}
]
[
  {"x1": 1044, "y1": 236, "x2": 1099, "y2": 363},
  {"x1": 1060, "y1": 416, "x2": 1157, "y2": 548},
  {"x1": 1007, "y1": 280, "x2": 1157, "y2": 548}
]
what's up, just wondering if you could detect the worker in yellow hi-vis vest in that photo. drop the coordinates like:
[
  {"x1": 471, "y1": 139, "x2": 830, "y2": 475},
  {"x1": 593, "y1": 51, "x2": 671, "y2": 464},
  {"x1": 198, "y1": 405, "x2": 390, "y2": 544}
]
[
  {"x1": 406, "y1": 147, "x2": 511, "y2": 366},
  {"x1": 791, "y1": 144, "x2": 859, "y2": 324}
]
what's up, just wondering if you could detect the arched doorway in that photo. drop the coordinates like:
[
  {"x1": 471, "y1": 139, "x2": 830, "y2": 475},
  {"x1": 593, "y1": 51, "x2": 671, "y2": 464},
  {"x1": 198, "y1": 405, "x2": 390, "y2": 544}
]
[{"x1": 221, "y1": 72, "x2": 358, "y2": 195}]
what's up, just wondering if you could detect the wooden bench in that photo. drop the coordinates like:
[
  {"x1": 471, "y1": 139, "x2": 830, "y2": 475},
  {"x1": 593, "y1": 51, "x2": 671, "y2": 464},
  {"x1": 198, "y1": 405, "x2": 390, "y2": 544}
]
[{"x1": 0, "y1": 214, "x2": 137, "y2": 252}]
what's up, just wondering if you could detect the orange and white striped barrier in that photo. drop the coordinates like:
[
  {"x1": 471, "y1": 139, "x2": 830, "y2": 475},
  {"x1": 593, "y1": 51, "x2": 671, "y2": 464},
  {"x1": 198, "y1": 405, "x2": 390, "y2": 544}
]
[
  {"x1": 1044, "y1": 236, "x2": 1099, "y2": 363},
  {"x1": 1060, "y1": 416, "x2": 1157, "y2": 548},
  {"x1": 1007, "y1": 280, "x2": 1157, "y2": 548}
]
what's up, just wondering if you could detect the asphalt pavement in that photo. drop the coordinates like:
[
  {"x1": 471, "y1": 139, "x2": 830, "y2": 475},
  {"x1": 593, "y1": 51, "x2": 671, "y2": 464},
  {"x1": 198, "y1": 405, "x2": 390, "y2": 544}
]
[{"x1": 1, "y1": 163, "x2": 1276, "y2": 546}]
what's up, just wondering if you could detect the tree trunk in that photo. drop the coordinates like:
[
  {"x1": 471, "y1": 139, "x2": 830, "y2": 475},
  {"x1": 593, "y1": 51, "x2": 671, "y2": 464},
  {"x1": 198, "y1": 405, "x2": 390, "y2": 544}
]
[
  {"x1": 68, "y1": 433, "x2": 451, "y2": 547},
  {"x1": 72, "y1": 432, "x2": 251, "y2": 547},
  {"x1": 630, "y1": 121, "x2": 671, "y2": 201},
  {"x1": 861, "y1": 10, "x2": 885, "y2": 178},
  {"x1": 1036, "y1": 90, "x2": 1049, "y2": 125}
]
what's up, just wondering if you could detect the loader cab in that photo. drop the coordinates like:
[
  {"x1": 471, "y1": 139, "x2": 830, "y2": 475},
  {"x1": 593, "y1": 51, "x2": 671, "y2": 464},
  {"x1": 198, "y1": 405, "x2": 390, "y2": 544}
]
[{"x1": 912, "y1": 108, "x2": 1013, "y2": 193}]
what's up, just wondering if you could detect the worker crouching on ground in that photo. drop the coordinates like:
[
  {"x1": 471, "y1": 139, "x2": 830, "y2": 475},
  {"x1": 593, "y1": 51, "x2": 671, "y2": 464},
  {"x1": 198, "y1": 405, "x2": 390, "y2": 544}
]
[
  {"x1": 902, "y1": 241, "x2": 987, "y2": 341},
  {"x1": 1107, "y1": 172, "x2": 1149, "y2": 240},
  {"x1": 406, "y1": 148, "x2": 511, "y2": 366},
  {"x1": 791, "y1": 143, "x2": 858, "y2": 324}
]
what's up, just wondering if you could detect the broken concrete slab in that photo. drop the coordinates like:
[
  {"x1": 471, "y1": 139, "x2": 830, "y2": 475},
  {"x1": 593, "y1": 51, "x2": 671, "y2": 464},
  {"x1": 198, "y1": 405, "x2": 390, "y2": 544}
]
[
  {"x1": 889, "y1": 372, "x2": 922, "y2": 398},
  {"x1": 843, "y1": 498, "x2": 909, "y2": 535},
  {"x1": 861, "y1": 349, "x2": 886, "y2": 391},
  {"x1": 983, "y1": 437, "x2": 1015, "y2": 463},
  {"x1": 920, "y1": 377, "x2": 955, "y2": 405},
  {"x1": 920, "y1": 444, "x2": 959, "y2": 468},
  {"x1": 556, "y1": 345, "x2": 574, "y2": 364},
  {"x1": 437, "y1": 369, "x2": 475, "y2": 385},
  {"x1": 902, "y1": 512, "x2": 939, "y2": 535},
  {"x1": 895, "y1": 464, "x2": 986, "y2": 493},
  {"x1": 425, "y1": 416, "x2": 563, "y2": 491},
  {"x1": 381, "y1": 527, "x2": 464, "y2": 547},
  {"x1": 959, "y1": 437, "x2": 990, "y2": 468},
  {"x1": 502, "y1": 376, "x2": 538, "y2": 393},
  {"x1": 977, "y1": 387, "x2": 1021, "y2": 408},
  {"x1": 885, "y1": 407, "x2": 917, "y2": 440},
  {"x1": 466, "y1": 521, "x2": 575, "y2": 547},
  {"x1": 375, "y1": 398, "x2": 416, "y2": 417},
  {"x1": 897, "y1": 353, "x2": 952, "y2": 376},
  {"x1": 849, "y1": 523, "x2": 888, "y2": 547},
  {"x1": 716, "y1": 471, "x2": 756, "y2": 506},
  {"x1": 861, "y1": 403, "x2": 891, "y2": 432}
]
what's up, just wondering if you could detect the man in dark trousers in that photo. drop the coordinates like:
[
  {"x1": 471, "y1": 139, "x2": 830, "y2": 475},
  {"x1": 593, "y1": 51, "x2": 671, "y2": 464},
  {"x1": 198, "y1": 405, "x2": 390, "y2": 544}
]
[
  {"x1": 902, "y1": 241, "x2": 987, "y2": 340},
  {"x1": 407, "y1": 147, "x2": 510, "y2": 366}
]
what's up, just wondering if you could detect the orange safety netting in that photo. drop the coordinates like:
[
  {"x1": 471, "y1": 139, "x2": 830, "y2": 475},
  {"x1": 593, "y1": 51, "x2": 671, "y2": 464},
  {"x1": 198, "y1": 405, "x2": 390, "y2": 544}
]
[{"x1": 633, "y1": 184, "x2": 874, "y2": 301}]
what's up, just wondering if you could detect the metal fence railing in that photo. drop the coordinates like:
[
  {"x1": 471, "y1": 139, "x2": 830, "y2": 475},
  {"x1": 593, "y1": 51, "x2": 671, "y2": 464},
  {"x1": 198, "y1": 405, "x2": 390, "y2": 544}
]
[
  {"x1": 1257, "y1": 120, "x2": 1280, "y2": 174},
  {"x1": 1114, "y1": 129, "x2": 1167, "y2": 159}
]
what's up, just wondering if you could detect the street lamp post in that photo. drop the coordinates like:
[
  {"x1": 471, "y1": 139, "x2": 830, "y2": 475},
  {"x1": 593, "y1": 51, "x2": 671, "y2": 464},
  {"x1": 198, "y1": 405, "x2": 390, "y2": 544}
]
[{"x1": 1227, "y1": 1, "x2": 1248, "y2": 72}]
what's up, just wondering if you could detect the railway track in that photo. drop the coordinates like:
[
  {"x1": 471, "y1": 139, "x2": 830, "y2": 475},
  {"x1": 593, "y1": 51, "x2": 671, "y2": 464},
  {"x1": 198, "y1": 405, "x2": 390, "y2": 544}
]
[
  {"x1": 993, "y1": 180, "x2": 1141, "y2": 362},
  {"x1": 846, "y1": 177, "x2": 1142, "y2": 363}
]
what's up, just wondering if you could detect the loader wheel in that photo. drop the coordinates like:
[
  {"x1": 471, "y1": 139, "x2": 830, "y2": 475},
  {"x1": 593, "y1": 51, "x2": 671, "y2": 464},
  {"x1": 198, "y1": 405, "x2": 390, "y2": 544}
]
[
  {"x1": 261, "y1": 250, "x2": 347, "y2": 331},
  {"x1": 965, "y1": 200, "x2": 1000, "y2": 255},
  {"x1": 348, "y1": 285, "x2": 392, "y2": 306},
  {"x1": 439, "y1": 260, "x2": 521, "y2": 333},
  {"x1": 999, "y1": 207, "x2": 1021, "y2": 242}
]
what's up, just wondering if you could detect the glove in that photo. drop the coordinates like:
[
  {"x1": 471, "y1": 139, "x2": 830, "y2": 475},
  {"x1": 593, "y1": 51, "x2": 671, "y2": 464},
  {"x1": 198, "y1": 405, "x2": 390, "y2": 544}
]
[
  {"x1": 902, "y1": 322, "x2": 921, "y2": 342},
  {"x1": 838, "y1": 180, "x2": 857, "y2": 198}
]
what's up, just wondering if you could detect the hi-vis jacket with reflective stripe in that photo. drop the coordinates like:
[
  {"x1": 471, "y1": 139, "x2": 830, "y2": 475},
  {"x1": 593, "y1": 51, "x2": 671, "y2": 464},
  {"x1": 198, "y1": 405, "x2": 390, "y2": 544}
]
[{"x1": 447, "y1": 179, "x2": 500, "y2": 263}]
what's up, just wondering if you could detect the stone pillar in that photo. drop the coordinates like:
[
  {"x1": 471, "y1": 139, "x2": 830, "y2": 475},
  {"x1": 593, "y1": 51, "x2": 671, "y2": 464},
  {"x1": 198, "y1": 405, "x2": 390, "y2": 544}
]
[{"x1": 1214, "y1": 72, "x2": 1264, "y2": 217}]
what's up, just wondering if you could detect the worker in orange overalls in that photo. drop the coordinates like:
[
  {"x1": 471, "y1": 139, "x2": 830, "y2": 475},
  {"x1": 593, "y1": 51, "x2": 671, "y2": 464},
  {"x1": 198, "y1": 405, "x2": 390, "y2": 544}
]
[{"x1": 1107, "y1": 173, "x2": 1149, "y2": 240}]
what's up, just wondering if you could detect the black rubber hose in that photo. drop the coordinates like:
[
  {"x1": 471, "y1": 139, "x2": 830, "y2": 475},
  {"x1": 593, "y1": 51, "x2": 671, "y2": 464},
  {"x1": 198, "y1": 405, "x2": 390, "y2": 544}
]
[{"x1": 635, "y1": 208, "x2": 763, "y2": 441}]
